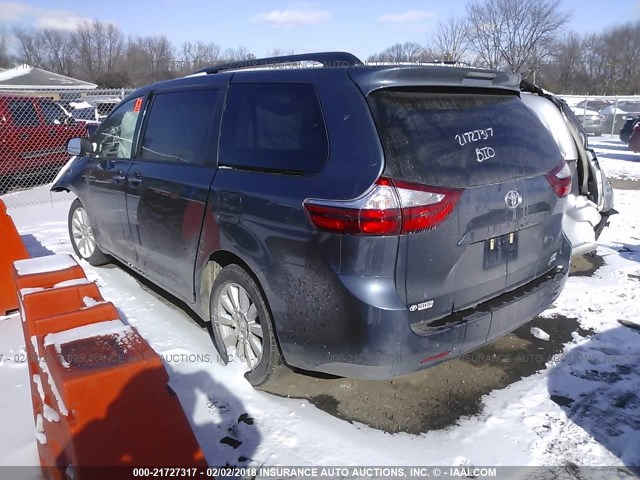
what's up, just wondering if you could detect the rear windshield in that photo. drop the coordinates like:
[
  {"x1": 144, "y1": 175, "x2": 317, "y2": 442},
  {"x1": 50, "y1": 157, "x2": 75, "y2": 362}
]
[{"x1": 367, "y1": 90, "x2": 561, "y2": 188}]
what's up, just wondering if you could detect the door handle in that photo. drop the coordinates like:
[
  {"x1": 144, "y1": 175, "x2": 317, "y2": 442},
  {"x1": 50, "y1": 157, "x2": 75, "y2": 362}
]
[
  {"x1": 128, "y1": 171, "x2": 142, "y2": 186},
  {"x1": 113, "y1": 169, "x2": 125, "y2": 182}
]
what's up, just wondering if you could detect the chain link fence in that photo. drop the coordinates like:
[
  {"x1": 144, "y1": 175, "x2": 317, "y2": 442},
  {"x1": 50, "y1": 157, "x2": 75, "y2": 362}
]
[{"x1": 0, "y1": 87, "x2": 131, "y2": 209}]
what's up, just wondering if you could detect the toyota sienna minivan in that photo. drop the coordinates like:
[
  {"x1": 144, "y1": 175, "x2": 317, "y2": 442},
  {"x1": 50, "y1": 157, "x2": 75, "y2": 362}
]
[{"x1": 53, "y1": 52, "x2": 571, "y2": 386}]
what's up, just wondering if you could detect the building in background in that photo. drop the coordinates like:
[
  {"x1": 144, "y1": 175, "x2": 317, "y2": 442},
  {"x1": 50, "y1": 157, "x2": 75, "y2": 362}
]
[{"x1": 0, "y1": 64, "x2": 97, "y2": 91}]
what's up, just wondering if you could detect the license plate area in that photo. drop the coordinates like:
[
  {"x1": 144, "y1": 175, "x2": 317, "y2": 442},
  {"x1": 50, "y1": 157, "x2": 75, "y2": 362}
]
[{"x1": 484, "y1": 232, "x2": 518, "y2": 268}]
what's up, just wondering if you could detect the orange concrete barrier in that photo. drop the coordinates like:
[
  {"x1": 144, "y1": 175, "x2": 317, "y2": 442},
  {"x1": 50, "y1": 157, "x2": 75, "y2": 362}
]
[
  {"x1": 13, "y1": 254, "x2": 86, "y2": 292},
  {"x1": 0, "y1": 199, "x2": 30, "y2": 315},
  {"x1": 16, "y1": 255, "x2": 207, "y2": 478},
  {"x1": 12, "y1": 254, "x2": 89, "y2": 362}
]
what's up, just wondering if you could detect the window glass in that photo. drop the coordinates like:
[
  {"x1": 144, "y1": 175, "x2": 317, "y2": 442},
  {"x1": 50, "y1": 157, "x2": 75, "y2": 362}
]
[
  {"x1": 9, "y1": 99, "x2": 39, "y2": 127},
  {"x1": 95, "y1": 98, "x2": 141, "y2": 159},
  {"x1": 72, "y1": 107, "x2": 97, "y2": 121},
  {"x1": 219, "y1": 84, "x2": 328, "y2": 173},
  {"x1": 368, "y1": 91, "x2": 561, "y2": 188},
  {"x1": 140, "y1": 90, "x2": 219, "y2": 165},
  {"x1": 40, "y1": 99, "x2": 66, "y2": 125}
]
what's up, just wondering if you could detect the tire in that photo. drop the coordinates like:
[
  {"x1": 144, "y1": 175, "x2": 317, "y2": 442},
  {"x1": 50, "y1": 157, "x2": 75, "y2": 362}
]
[
  {"x1": 68, "y1": 198, "x2": 109, "y2": 266},
  {"x1": 209, "y1": 264, "x2": 283, "y2": 386}
]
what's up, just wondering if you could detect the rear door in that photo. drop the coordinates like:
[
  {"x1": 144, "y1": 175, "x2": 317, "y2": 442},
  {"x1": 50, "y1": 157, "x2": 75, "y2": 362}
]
[
  {"x1": 85, "y1": 95, "x2": 146, "y2": 261},
  {"x1": 125, "y1": 86, "x2": 225, "y2": 301},
  {"x1": 368, "y1": 90, "x2": 564, "y2": 322}
]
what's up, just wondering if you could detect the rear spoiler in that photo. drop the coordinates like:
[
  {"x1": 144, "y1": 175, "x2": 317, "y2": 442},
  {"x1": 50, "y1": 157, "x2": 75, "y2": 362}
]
[{"x1": 348, "y1": 66, "x2": 521, "y2": 96}]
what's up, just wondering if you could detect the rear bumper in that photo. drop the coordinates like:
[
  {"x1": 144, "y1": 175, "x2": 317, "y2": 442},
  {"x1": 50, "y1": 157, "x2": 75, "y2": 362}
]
[{"x1": 304, "y1": 236, "x2": 571, "y2": 380}]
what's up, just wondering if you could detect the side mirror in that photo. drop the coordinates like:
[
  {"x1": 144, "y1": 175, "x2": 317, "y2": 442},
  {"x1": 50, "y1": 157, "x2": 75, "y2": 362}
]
[{"x1": 67, "y1": 137, "x2": 95, "y2": 156}]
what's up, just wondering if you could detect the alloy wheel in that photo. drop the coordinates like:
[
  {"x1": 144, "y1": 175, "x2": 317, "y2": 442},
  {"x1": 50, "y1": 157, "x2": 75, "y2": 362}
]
[
  {"x1": 216, "y1": 282, "x2": 264, "y2": 369},
  {"x1": 71, "y1": 207, "x2": 96, "y2": 258}
]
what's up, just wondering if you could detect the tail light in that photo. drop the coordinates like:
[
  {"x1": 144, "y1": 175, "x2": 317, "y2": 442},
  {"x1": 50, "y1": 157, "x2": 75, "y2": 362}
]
[
  {"x1": 545, "y1": 161, "x2": 572, "y2": 198},
  {"x1": 303, "y1": 177, "x2": 461, "y2": 236}
]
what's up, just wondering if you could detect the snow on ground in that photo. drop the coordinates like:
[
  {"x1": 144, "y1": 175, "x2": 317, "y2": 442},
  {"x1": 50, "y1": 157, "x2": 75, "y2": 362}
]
[
  {"x1": 590, "y1": 136, "x2": 640, "y2": 181},
  {"x1": 1, "y1": 140, "x2": 639, "y2": 473}
]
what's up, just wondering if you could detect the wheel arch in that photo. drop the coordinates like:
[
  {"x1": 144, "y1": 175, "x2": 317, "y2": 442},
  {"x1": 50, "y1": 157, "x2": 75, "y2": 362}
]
[
  {"x1": 198, "y1": 249, "x2": 286, "y2": 363},
  {"x1": 198, "y1": 250, "x2": 266, "y2": 320}
]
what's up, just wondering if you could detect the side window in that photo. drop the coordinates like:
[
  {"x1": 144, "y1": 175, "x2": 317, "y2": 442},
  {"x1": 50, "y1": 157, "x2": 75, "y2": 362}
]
[
  {"x1": 8, "y1": 99, "x2": 40, "y2": 127},
  {"x1": 40, "y1": 100, "x2": 66, "y2": 125},
  {"x1": 140, "y1": 89, "x2": 219, "y2": 165},
  {"x1": 219, "y1": 84, "x2": 328, "y2": 174},
  {"x1": 95, "y1": 98, "x2": 142, "y2": 159}
]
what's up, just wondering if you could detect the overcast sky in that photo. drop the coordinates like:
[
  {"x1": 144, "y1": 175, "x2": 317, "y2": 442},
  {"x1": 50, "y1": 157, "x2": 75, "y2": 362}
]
[{"x1": 1, "y1": 0, "x2": 639, "y2": 60}]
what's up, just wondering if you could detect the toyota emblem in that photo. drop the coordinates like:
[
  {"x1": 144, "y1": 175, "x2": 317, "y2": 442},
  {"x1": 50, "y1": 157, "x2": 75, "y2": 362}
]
[{"x1": 505, "y1": 190, "x2": 522, "y2": 209}]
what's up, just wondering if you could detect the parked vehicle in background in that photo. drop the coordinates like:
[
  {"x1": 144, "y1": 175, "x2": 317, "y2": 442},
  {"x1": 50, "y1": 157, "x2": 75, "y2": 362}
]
[
  {"x1": 575, "y1": 99, "x2": 612, "y2": 111},
  {"x1": 600, "y1": 101, "x2": 640, "y2": 133},
  {"x1": 59, "y1": 101, "x2": 101, "y2": 138},
  {"x1": 571, "y1": 108, "x2": 605, "y2": 136},
  {"x1": 80, "y1": 96, "x2": 121, "y2": 121},
  {"x1": 53, "y1": 52, "x2": 572, "y2": 387},
  {"x1": 0, "y1": 95, "x2": 88, "y2": 191},
  {"x1": 64, "y1": 101, "x2": 101, "y2": 125},
  {"x1": 620, "y1": 115, "x2": 640, "y2": 143},
  {"x1": 628, "y1": 123, "x2": 640, "y2": 152},
  {"x1": 521, "y1": 81, "x2": 616, "y2": 256}
]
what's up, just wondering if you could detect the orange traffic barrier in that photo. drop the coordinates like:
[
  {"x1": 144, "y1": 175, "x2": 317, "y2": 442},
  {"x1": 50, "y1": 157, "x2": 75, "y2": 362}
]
[
  {"x1": 42, "y1": 325, "x2": 206, "y2": 470},
  {"x1": 12, "y1": 254, "x2": 89, "y2": 361},
  {"x1": 13, "y1": 254, "x2": 86, "y2": 292},
  {"x1": 17, "y1": 255, "x2": 207, "y2": 478},
  {"x1": 0, "y1": 198, "x2": 30, "y2": 315}
]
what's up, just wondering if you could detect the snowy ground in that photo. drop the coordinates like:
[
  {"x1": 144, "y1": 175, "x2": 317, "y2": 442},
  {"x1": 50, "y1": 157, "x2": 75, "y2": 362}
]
[
  {"x1": 1, "y1": 137, "x2": 639, "y2": 474},
  {"x1": 590, "y1": 136, "x2": 640, "y2": 181}
]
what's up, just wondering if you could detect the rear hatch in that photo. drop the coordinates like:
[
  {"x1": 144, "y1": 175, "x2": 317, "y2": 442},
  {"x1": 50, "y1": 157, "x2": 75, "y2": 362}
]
[{"x1": 367, "y1": 89, "x2": 567, "y2": 325}]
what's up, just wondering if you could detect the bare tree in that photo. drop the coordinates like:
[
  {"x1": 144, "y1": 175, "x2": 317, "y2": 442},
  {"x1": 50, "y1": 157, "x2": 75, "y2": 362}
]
[
  {"x1": 13, "y1": 27, "x2": 76, "y2": 76},
  {"x1": 467, "y1": 0, "x2": 568, "y2": 74},
  {"x1": 13, "y1": 27, "x2": 46, "y2": 68},
  {"x1": 40, "y1": 29, "x2": 76, "y2": 77},
  {"x1": 549, "y1": 32, "x2": 583, "y2": 91},
  {"x1": 222, "y1": 46, "x2": 255, "y2": 62},
  {"x1": 125, "y1": 35, "x2": 175, "y2": 85},
  {"x1": 180, "y1": 41, "x2": 221, "y2": 71},
  {"x1": 433, "y1": 17, "x2": 470, "y2": 62},
  {"x1": 367, "y1": 42, "x2": 434, "y2": 62},
  {"x1": 266, "y1": 48, "x2": 295, "y2": 57},
  {"x1": 74, "y1": 20, "x2": 125, "y2": 82},
  {"x1": 0, "y1": 27, "x2": 12, "y2": 68}
]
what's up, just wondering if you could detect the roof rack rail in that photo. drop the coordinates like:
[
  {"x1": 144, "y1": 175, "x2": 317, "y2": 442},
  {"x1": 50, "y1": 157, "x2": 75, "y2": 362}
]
[{"x1": 194, "y1": 51, "x2": 363, "y2": 75}]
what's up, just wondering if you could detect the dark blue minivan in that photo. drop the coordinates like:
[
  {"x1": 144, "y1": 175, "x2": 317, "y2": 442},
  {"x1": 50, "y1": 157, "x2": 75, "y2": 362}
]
[{"x1": 54, "y1": 52, "x2": 572, "y2": 386}]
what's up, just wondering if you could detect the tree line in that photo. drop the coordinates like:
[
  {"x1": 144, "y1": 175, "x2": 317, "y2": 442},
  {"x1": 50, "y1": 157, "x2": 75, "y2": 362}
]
[
  {"x1": 0, "y1": 21, "x2": 257, "y2": 88},
  {"x1": 0, "y1": 0, "x2": 638, "y2": 94}
]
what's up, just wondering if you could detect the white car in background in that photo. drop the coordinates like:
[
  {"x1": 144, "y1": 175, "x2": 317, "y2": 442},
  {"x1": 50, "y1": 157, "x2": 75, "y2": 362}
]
[
  {"x1": 520, "y1": 81, "x2": 616, "y2": 256},
  {"x1": 571, "y1": 107, "x2": 605, "y2": 136}
]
